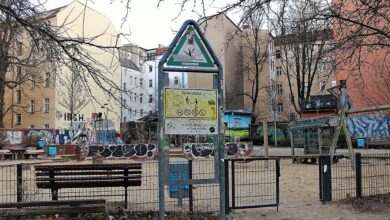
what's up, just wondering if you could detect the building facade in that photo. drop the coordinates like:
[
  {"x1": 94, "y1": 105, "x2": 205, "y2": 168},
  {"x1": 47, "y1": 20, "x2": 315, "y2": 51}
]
[{"x1": 3, "y1": 1, "x2": 121, "y2": 130}]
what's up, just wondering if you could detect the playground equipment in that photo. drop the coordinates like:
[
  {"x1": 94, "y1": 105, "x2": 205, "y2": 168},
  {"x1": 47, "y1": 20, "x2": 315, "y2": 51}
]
[{"x1": 289, "y1": 80, "x2": 390, "y2": 167}]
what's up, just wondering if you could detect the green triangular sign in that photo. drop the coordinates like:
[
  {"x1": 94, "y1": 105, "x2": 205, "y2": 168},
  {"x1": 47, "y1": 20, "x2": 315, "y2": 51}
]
[{"x1": 167, "y1": 25, "x2": 214, "y2": 67}]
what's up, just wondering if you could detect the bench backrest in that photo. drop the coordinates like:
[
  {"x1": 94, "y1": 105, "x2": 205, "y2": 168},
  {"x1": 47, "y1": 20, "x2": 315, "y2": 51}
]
[{"x1": 35, "y1": 163, "x2": 142, "y2": 189}]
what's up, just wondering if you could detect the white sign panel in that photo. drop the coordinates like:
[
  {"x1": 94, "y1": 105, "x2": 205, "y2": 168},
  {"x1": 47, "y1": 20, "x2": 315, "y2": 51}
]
[{"x1": 165, "y1": 118, "x2": 218, "y2": 135}]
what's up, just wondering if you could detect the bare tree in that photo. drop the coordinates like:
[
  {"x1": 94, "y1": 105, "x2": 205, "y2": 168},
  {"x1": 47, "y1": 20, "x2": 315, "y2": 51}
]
[
  {"x1": 0, "y1": 0, "x2": 122, "y2": 128},
  {"x1": 270, "y1": 0, "x2": 334, "y2": 116},
  {"x1": 57, "y1": 64, "x2": 89, "y2": 129},
  {"x1": 240, "y1": 6, "x2": 270, "y2": 124}
]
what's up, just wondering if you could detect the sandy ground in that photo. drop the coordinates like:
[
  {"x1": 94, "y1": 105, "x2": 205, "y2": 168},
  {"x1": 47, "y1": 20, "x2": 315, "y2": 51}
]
[
  {"x1": 229, "y1": 158, "x2": 390, "y2": 220},
  {"x1": 0, "y1": 146, "x2": 389, "y2": 220}
]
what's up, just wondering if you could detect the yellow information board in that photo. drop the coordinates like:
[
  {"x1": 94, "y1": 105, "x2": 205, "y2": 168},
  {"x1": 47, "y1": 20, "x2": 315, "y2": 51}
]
[{"x1": 165, "y1": 88, "x2": 217, "y2": 119}]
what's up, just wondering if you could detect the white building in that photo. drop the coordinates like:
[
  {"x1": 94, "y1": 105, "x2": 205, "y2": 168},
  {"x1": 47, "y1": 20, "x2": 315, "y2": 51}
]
[{"x1": 120, "y1": 44, "x2": 188, "y2": 122}]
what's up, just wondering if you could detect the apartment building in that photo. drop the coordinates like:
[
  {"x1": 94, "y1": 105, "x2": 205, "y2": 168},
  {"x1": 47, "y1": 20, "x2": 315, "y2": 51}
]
[
  {"x1": 120, "y1": 44, "x2": 187, "y2": 122},
  {"x1": 195, "y1": 14, "x2": 244, "y2": 110},
  {"x1": 272, "y1": 29, "x2": 336, "y2": 121},
  {"x1": 3, "y1": 1, "x2": 121, "y2": 130}
]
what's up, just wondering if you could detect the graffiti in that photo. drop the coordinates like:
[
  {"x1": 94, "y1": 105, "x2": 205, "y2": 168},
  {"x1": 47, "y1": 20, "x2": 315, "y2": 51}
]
[
  {"x1": 348, "y1": 114, "x2": 390, "y2": 139},
  {"x1": 182, "y1": 142, "x2": 253, "y2": 158},
  {"x1": 183, "y1": 143, "x2": 215, "y2": 158},
  {"x1": 5, "y1": 130, "x2": 22, "y2": 145},
  {"x1": 81, "y1": 144, "x2": 158, "y2": 159}
]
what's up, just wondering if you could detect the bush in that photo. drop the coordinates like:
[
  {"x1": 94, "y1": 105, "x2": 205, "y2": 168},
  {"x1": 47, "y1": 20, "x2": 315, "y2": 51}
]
[
  {"x1": 0, "y1": 132, "x2": 9, "y2": 149},
  {"x1": 21, "y1": 135, "x2": 41, "y2": 149}
]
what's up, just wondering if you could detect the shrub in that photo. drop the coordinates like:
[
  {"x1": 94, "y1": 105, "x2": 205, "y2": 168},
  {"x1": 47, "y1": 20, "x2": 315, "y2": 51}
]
[{"x1": 21, "y1": 135, "x2": 41, "y2": 149}]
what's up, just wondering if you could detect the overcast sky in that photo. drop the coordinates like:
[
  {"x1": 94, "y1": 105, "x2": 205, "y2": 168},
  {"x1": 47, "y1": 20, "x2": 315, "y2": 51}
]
[{"x1": 44, "y1": 0, "x2": 241, "y2": 49}]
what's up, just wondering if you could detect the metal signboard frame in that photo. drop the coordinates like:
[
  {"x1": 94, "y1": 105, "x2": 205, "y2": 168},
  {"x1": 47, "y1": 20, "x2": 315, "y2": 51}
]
[{"x1": 157, "y1": 20, "x2": 225, "y2": 219}]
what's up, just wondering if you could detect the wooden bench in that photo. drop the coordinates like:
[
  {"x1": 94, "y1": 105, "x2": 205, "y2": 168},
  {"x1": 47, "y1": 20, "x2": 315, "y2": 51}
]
[
  {"x1": 0, "y1": 199, "x2": 106, "y2": 218},
  {"x1": 35, "y1": 163, "x2": 142, "y2": 209}
]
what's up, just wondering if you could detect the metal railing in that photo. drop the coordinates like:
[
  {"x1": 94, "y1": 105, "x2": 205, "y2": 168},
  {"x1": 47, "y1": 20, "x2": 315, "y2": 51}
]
[{"x1": 320, "y1": 153, "x2": 390, "y2": 202}]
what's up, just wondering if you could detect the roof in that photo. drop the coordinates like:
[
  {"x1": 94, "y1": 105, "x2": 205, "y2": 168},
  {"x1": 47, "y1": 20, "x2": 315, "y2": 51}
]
[
  {"x1": 274, "y1": 29, "x2": 333, "y2": 46},
  {"x1": 138, "y1": 112, "x2": 158, "y2": 122},
  {"x1": 289, "y1": 115, "x2": 338, "y2": 129},
  {"x1": 120, "y1": 58, "x2": 139, "y2": 71}
]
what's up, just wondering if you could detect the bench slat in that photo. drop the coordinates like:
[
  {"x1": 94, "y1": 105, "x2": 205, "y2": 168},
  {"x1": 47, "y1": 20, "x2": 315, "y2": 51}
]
[
  {"x1": 0, "y1": 199, "x2": 105, "y2": 208},
  {"x1": 34, "y1": 163, "x2": 142, "y2": 171},
  {"x1": 36, "y1": 170, "x2": 142, "y2": 176},
  {"x1": 36, "y1": 175, "x2": 142, "y2": 182},
  {"x1": 37, "y1": 180, "x2": 142, "y2": 188},
  {"x1": 0, "y1": 205, "x2": 105, "y2": 216}
]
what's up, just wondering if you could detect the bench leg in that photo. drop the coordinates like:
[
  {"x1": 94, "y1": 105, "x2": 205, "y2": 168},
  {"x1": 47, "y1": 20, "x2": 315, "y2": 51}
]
[
  {"x1": 52, "y1": 189, "x2": 58, "y2": 200},
  {"x1": 125, "y1": 187, "x2": 128, "y2": 209}
]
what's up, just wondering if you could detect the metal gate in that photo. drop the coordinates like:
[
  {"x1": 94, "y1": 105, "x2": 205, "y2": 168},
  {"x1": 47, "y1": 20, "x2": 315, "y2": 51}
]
[{"x1": 225, "y1": 158, "x2": 280, "y2": 212}]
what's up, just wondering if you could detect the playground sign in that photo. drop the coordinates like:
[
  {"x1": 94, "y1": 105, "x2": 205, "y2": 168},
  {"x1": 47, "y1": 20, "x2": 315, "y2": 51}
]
[
  {"x1": 166, "y1": 25, "x2": 214, "y2": 67},
  {"x1": 164, "y1": 88, "x2": 218, "y2": 134}
]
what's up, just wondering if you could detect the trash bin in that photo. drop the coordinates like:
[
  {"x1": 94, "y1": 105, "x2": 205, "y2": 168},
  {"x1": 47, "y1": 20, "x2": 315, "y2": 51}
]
[
  {"x1": 48, "y1": 145, "x2": 57, "y2": 156},
  {"x1": 37, "y1": 139, "x2": 45, "y2": 149},
  {"x1": 357, "y1": 138, "x2": 365, "y2": 148},
  {"x1": 168, "y1": 160, "x2": 189, "y2": 206}
]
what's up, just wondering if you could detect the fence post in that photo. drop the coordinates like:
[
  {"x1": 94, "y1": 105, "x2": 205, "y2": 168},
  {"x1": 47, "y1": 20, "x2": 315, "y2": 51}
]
[
  {"x1": 17, "y1": 164, "x2": 23, "y2": 202},
  {"x1": 319, "y1": 155, "x2": 332, "y2": 203},
  {"x1": 224, "y1": 159, "x2": 230, "y2": 214},
  {"x1": 355, "y1": 153, "x2": 362, "y2": 198},
  {"x1": 188, "y1": 160, "x2": 193, "y2": 212}
]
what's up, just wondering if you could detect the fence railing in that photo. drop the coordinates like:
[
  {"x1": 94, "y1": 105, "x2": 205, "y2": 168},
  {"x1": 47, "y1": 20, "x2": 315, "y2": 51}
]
[
  {"x1": 225, "y1": 157, "x2": 280, "y2": 213},
  {"x1": 320, "y1": 153, "x2": 390, "y2": 202}
]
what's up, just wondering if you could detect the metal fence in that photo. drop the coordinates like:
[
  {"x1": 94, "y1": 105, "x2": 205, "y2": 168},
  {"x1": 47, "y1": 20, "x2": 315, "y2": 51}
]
[
  {"x1": 0, "y1": 160, "x2": 220, "y2": 213},
  {"x1": 225, "y1": 157, "x2": 280, "y2": 212},
  {"x1": 319, "y1": 153, "x2": 390, "y2": 202}
]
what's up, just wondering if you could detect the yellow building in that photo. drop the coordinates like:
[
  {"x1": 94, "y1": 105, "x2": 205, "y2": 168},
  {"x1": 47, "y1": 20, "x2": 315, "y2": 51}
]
[{"x1": 3, "y1": 1, "x2": 121, "y2": 130}]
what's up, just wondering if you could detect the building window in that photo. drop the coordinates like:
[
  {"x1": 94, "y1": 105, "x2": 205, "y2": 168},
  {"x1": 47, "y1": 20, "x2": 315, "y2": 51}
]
[
  {"x1": 332, "y1": 80, "x2": 336, "y2": 87},
  {"x1": 15, "y1": 113, "x2": 21, "y2": 125},
  {"x1": 123, "y1": 117, "x2": 127, "y2": 122},
  {"x1": 304, "y1": 82, "x2": 308, "y2": 93},
  {"x1": 123, "y1": 99, "x2": 127, "y2": 107},
  {"x1": 277, "y1": 84, "x2": 283, "y2": 95},
  {"x1": 149, "y1": 79, "x2": 153, "y2": 88},
  {"x1": 16, "y1": 90, "x2": 21, "y2": 104},
  {"x1": 129, "y1": 108, "x2": 132, "y2": 116},
  {"x1": 135, "y1": 77, "x2": 137, "y2": 86},
  {"x1": 140, "y1": 94, "x2": 143, "y2": 103},
  {"x1": 44, "y1": 124, "x2": 49, "y2": 129},
  {"x1": 123, "y1": 82, "x2": 127, "y2": 91},
  {"x1": 276, "y1": 67, "x2": 282, "y2": 76},
  {"x1": 30, "y1": 125, "x2": 35, "y2": 129},
  {"x1": 130, "y1": 76, "x2": 133, "y2": 85},
  {"x1": 17, "y1": 42, "x2": 22, "y2": 56},
  {"x1": 44, "y1": 73, "x2": 50, "y2": 87},
  {"x1": 134, "y1": 109, "x2": 137, "y2": 116},
  {"x1": 174, "y1": 76, "x2": 179, "y2": 85},
  {"x1": 289, "y1": 93, "x2": 293, "y2": 104},
  {"x1": 320, "y1": 80, "x2": 326, "y2": 91},
  {"x1": 30, "y1": 75, "x2": 36, "y2": 89},
  {"x1": 44, "y1": 98, "x2": 49, "y2": 113},
  {"x1": 134, "y1": 93, "x2": 137, "y2": 102},
  {"x1": 30, "y1": 100, "x2": 35, "y2": 113},
  {"x1": 277, "y1": 103, "x2": 284, "y2": 112},
  {"x1": 149, "y1": 95, "x2": 153, "y2": 103},
  {"x1": 149, "y1": 65, "x2": 153, "y2": 72},
  {"x1": 140, "y1": 110, "x2": 144, "y2": 117},
  {"x1": 140, "y1": 78, "x2": 143, "y2": 86},
  {"x1": 275, "y1": 50, "x2": 281, "y2": 59}
]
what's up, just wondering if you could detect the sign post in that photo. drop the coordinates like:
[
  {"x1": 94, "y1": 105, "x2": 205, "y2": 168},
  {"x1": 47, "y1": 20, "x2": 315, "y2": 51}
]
[{"x1": 157, "y1": 20, "x2": 225, "y2": 219}]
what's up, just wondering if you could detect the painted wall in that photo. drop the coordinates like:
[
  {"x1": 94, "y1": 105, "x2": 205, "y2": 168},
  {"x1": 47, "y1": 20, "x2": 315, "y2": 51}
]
[{"x1": 347, "y1": 114, "x2": 390, "y2": 140}]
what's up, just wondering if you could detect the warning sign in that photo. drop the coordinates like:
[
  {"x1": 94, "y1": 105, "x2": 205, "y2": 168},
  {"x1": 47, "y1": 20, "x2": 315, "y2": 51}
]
[
  {"x1": 164, "y1": 88, "x2": 218, "y2": 134},
  {"x1": 166, "y1": 25, "x2": 214, "y2": 67},
  {"x1": 165, "y1": 88, "x2": 217, "y2": 119}
]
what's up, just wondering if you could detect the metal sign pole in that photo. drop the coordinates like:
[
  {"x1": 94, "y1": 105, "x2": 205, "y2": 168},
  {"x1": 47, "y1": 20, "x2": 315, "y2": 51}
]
[{"x1": 157, "y1": 19, "x2": 225, "y2": 220}]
